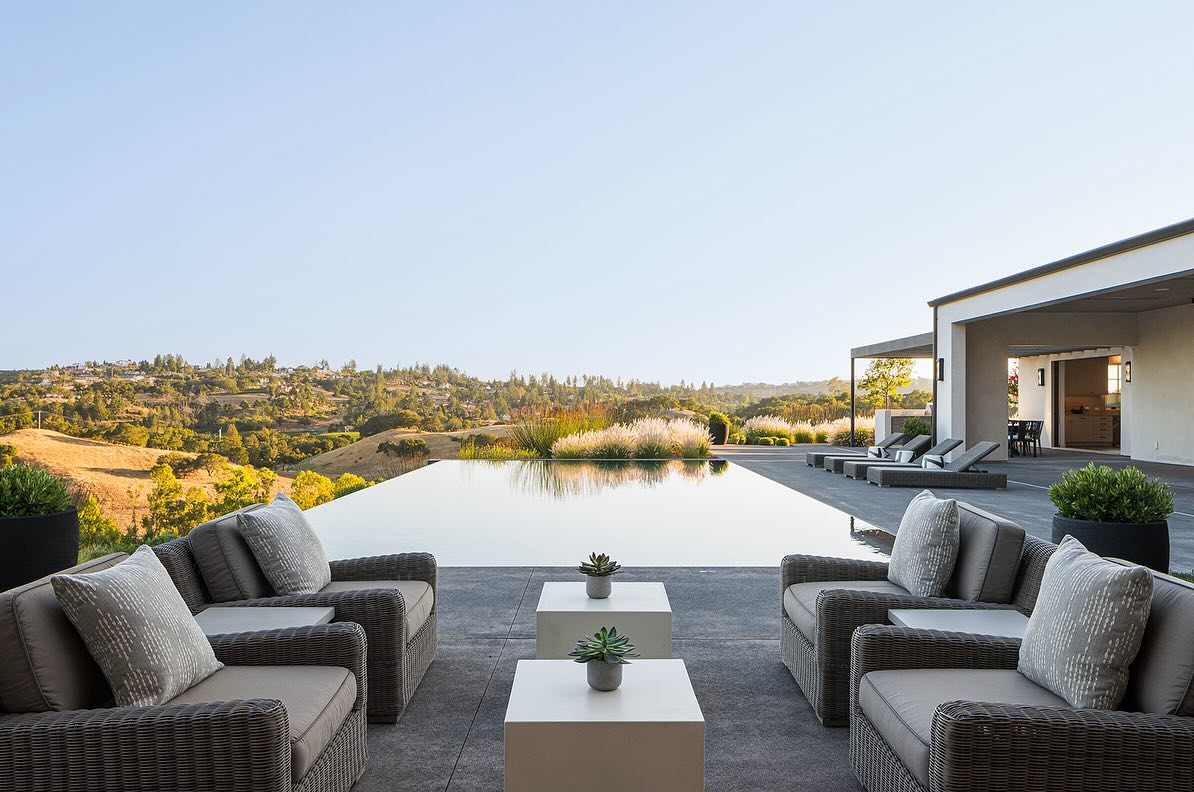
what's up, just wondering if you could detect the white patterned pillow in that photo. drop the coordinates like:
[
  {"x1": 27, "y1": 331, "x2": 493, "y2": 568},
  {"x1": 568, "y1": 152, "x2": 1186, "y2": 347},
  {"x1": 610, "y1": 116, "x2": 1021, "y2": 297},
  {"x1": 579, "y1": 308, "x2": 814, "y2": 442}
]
[
  {"x1": 238, "y1": 493, "x2": 332, "y2": 595},
  {"x1": 866, "y1": 445, "x2": 888, "y2": 459},
  {"x1": 1018, "y1": 536, "x2": 1153, "y2": 709},
  {"x1": 52, "y1": 545, "x2": 222, "y2": 707},
  {"x1": 921, "y1": 454, "x2": 945, "y2": 469},
  {"x1": 893, "y1": 449, "x2": 915, "y2": 464},
  {"x1": 887, "y1": 490, "x2": 960, "y2": 597}
]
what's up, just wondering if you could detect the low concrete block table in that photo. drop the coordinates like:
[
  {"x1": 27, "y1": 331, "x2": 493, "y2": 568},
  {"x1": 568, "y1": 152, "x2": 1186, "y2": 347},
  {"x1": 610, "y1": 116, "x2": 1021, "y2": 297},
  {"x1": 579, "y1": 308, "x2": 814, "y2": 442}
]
[
  {"x1": 504, "y1": 659, "x2": 704, "y2": 792},
  {"x1": 194, "y1": 606, "x2": 335, "y2": 636},
  {"x1": 888, "y1": 608, "x2": 1029, "y2": 640},
  {"x1": 536, "y1": 582, "x2": 672, "y2": 659}
]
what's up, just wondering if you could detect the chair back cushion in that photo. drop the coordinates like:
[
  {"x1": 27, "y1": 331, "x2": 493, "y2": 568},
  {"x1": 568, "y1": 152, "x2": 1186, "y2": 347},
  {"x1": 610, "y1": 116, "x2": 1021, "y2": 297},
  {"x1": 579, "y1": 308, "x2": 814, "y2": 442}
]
[
  {"x1": 189, "y1": 504, "x2": 275, "y2": 602},
  {"x1": 237, "y1": 494, "x2": 332, "y2": 595},
  {"x1": 887, "y1": 490, "x2": 960, "y2": 597},
  {"x1": 947, "y1": 503, "x2": 1026, "y2": 603},
  {"x1": 52, "y1": 546, "x2": 223, "y2": 708},
  {"x1": 0, "y1": 553, "x2": 125, "y2": 713},
  {"x1": 1121, "y1": 570, "x2": 1194, "y2": 715},
  {"x1": 1018, "y1": 537, "x2": 1153, "y2": 709}
]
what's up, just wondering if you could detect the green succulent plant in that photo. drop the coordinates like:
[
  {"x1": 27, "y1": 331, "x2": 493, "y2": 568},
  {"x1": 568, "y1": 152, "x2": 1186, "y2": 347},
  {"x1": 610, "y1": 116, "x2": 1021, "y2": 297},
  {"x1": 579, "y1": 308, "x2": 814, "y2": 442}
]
[
  {"x1": 1049, "y1": 463, "x2": 1174, "y2": 524},
  {"x1": 578, "y1": 552, "x2": 622, "y2": 577},
  {"x1": 569, "y1": 626, "x2": 638, "y2": 665},
  {"x1": 0, "y1": 463, "x2": 74, "y2": 518}
]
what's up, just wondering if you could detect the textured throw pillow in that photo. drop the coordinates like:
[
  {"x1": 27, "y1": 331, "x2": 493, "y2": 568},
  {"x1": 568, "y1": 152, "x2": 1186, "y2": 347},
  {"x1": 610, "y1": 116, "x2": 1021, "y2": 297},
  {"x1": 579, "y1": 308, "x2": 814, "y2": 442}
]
[
  {"x1": 866, "y1": 445, "x2": 888, "y2": 459},
  {"x1": 893, "y1": 449, "x2": 915, "y2": 464},
  {"x1": 1018, "y1": 536, "x2": 1153, "y2": 709},
  {"x1": 887, "y1": 490, "x2": 960, "y2": 597},
  {"x1": 238, "y1": 493, "x2": 332, "y2": 595},
  {"x1": 52, "y1": 545, "x2": 222, "y2": 707},
  {"x1": 921, "y1": 454, "x2": 945, "y2": 470}
]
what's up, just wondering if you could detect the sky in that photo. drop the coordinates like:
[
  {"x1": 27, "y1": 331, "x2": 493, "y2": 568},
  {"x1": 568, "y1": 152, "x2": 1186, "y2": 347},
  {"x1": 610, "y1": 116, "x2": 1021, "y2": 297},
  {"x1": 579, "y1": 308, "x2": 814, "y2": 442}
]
[{"x1": 4, "y1": 2, "x2": 1194, "y2": 384}]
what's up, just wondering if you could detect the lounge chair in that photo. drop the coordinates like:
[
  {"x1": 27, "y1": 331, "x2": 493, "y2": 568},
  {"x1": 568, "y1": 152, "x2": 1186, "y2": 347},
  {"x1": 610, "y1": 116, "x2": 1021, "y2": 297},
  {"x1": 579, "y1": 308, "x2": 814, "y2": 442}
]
[
  {"x1": 804, "y1": 432, "x2": 906, "y2": 468},
  {"x1": 866, "y1": 441, "x2": 1006, "y2": 489},
  {"x1": 841, "y1": 438, "x2": 963, "y2": 479},
  {"x1": 823, "y1": 435, "x2": 931, "y2": 473}
]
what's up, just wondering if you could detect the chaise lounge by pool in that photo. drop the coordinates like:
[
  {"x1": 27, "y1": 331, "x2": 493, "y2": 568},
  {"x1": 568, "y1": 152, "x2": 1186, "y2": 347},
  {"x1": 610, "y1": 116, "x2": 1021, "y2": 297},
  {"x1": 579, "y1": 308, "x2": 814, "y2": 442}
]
[{"x1": 306, "y1": 459, "x2": 891, "y2": 566}]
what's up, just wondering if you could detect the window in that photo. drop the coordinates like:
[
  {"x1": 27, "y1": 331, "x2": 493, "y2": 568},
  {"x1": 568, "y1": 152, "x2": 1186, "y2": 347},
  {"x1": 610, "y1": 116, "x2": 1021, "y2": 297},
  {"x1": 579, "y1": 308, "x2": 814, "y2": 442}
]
[{"x1": 1107, "y1": 355, "x2": 1122, "y2": 395}]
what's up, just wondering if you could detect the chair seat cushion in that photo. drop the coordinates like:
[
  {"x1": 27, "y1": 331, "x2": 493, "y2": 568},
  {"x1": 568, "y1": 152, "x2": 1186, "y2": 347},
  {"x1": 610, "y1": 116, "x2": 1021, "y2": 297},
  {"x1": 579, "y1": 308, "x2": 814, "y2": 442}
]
[
  {"x1": 170, "y1": 665, "x2": 356, "y2": 781},
  {"x1": 320, "y1": 580, "x2": 434, "y2": 642},
  {"x1": 783, "y1": 580, "x2": 907, "y2": 644},
  {"x1": 859, "y1": 668, "x2": 1067, "y2": 788}
]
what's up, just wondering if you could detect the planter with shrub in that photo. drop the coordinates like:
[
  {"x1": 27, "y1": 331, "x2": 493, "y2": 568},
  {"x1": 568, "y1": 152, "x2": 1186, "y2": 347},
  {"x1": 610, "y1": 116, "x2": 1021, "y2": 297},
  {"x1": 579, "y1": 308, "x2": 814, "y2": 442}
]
[
  {"x1": 899, "y1": 416, "x2": 931, "y2": 437},
  {"x1": 0, "y1": 464, "x2": 79, "y2": 590},
  {"x1": 1048, "y1": 463, "x2": 1174, "y2": 571},
  {"x1": 707, "y1": 412, "x2": 730, "y2": 445}
]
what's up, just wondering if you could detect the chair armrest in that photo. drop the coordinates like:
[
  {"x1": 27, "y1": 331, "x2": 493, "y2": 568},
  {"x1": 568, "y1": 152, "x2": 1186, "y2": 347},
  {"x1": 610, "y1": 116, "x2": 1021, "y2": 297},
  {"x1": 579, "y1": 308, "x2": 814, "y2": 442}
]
[
  {"x1": 930, "y1": 702, "x2": 1194, "y2": 792},
  {"x1": 781, "y1": 554, "x2": 889, "y2": 609},
  {"x1": 0, "y1": 700, "x2": 290, "y2": 792},
  {"x1": 330, "y1": 552, "x2": 437, "y2": 590},
  {"x1": 851, "y1": 624, "x2": 1021, "y2": 679},
  {"x1": 210, "y1": 622, "x2": 368, "y2": 711}
]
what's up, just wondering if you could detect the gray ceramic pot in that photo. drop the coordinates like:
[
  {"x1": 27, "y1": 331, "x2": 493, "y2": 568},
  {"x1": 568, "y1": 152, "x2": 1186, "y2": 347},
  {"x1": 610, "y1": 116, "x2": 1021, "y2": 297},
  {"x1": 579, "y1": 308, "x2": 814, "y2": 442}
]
[
  {"x1": 586, "y1": 575, "x2": 612, "y2": 599},
  {"x1": 586, "y1": 661, "x2": 623, "y2": 691}
]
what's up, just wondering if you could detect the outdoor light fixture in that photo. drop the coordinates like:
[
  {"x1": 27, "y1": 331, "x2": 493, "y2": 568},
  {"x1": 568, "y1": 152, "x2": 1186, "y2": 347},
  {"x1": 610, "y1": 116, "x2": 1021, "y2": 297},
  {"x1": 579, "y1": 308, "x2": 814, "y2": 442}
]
[
  {"x1": 1125, "y1": 361, "x2": 1132, "y2": 382},
  {"x1": 1037, "y1": 368, "x2": 1045, "y2": 386},
  {"x1": 936, "y1": 358, "x2": 945, "y2": 381}
]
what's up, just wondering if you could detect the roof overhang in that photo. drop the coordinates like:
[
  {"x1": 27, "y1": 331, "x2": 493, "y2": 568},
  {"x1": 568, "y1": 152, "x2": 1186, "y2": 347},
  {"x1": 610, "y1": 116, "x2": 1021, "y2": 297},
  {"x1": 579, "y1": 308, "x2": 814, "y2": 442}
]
[{"x1": 851, "y1": 332, "x2": 933, "y2": 359}]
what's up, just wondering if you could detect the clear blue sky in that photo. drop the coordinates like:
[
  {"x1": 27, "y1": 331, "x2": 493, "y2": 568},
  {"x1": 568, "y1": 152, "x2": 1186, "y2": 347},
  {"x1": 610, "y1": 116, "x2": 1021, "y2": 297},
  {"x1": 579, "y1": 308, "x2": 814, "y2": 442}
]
[{"x1": 4, "y1": 2, "x2": 1194, "y2": 384}]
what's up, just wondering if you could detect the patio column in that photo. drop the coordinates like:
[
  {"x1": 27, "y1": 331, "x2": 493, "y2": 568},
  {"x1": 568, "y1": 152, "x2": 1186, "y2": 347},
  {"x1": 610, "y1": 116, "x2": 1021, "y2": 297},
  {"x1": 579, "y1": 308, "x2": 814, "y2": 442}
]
[{"x1": 849, "y1": 356, "x2": 856, "y2": 447}]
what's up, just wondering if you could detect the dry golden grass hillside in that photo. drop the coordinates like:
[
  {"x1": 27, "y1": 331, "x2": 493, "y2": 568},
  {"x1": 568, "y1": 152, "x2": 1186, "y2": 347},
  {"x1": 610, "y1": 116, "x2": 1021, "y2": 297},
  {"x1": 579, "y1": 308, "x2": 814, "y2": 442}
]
[
  {"x1": 292, "y1": 425, "x2": 513, "y2": 480},
  {"x1": 1, "y1": 429, "x2": 294, "y2": 530}
]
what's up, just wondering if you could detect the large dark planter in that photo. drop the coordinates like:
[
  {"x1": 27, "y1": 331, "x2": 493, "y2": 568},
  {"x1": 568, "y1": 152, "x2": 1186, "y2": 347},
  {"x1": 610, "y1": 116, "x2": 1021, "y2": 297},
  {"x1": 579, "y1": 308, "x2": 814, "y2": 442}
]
[
  {"x1": 709, "y1": 424, "x2": 729, "y2": 445},
  {"x1": 0, "y1": 507, "x2": 80, "y2": 591},
  {"x1": 1051, "y1": 513, "x2": 1169, "y2": 572}
]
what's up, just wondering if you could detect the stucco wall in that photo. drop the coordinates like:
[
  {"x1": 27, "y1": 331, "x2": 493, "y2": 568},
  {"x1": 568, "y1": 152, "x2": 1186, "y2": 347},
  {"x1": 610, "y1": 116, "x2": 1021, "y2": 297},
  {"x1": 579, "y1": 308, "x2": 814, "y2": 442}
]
[{"x1": 1126, "y1": 303, "x2": 1194, "y2": 465}]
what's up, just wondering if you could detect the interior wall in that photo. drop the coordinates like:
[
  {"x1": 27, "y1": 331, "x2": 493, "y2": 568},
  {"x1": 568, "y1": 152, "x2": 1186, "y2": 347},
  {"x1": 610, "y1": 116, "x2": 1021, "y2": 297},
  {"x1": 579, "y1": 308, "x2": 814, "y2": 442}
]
[{"x1": 1126, "y1": 303, "x2": 1194, "y2": 465}]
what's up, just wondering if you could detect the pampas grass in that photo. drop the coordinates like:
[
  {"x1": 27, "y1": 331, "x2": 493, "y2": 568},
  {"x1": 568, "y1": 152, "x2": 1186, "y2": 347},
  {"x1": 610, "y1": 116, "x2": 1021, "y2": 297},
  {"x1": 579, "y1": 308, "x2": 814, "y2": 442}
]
[{"x1": 547, "y1": 418, "x2": 713, "y2": 459}]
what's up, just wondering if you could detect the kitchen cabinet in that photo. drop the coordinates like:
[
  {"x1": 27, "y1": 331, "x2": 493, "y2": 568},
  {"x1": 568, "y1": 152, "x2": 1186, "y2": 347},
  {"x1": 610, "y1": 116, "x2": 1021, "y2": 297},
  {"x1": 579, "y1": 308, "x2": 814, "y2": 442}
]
[
  {"x1": 1065, "y1": 415, "x2": 1116, "y2": 446},
  {"x1": 1065, "y1": 357, "x2": 1110, "y2": 396}
]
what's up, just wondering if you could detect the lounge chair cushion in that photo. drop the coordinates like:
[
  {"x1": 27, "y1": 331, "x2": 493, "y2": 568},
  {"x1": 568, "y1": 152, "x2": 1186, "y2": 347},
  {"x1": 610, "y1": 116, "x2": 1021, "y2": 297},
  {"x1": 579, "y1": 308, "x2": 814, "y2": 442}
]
[
  {"x1": 238, "y1": 494, "x2": 332, "y2": 595},
  {"x1": 783, "y1": 580, "x2": 908, "y2": 644},
  {"x1": 1018, "y1": 537, "x2": 1153, "y2": 709},
  {"x1": 170, "y1": 664, "x2": 356, "y2": 781},
  {"x1": 887, "y1": 491, "x2": 960, "y2": 597},
  {"x1": 947, "y1": 503, "x2": 1025, "y2": 603},
  {"x1": 320, "y1": 579, "x2": 434, "y2": 641},
  {"x1": 51, "y1": 546, "x2": 223, "y2": 707},
  {"x1": 189, "y1": 504, "x2": 275, "y2": 602},
  {"x1": 0, "y1": 554, "x2": 125, "y2": 713},
  {"x1": 859, "y1": 668, "x2": 1066, "y2": 787},
  {"x1": 1121, "y1": 570, "x2": 1194, "y2": 715}
]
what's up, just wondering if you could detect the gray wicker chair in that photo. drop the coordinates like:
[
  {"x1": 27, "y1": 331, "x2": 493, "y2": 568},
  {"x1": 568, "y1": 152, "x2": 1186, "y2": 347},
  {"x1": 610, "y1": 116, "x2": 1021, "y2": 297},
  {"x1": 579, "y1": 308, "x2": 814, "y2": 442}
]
[
  {"x1": 849, "y1": 565, "x2": 1194, "y2": 791},
  {"x1": 0, "y1": 553, "x2": 369, "y2": 792},
  {"x1": 841, "y1": 438, "x2": 963, "y2": 480},
  {"x1": 805, "y1": 432, "x2": 906, "y2": 468},
  {"x1": 781, "y1": 505, "x2": 1054, "y2": 726},
  {"x1": 867, "y1": 441, "x2": 1006, "y2": 489},
  {"x1": 824, "y1": 435, "x2": 931, "y2": 473},
  {"x1": 154, "y1": 524, "x2": 436, "y2": 724}
]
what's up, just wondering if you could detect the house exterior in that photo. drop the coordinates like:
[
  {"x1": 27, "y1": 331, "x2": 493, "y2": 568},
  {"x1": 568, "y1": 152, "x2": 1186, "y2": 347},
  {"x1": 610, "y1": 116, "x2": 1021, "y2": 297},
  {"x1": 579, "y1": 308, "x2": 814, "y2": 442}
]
[{"x1": 854, "y1": 217, "x2": 1194, "y2": 465}]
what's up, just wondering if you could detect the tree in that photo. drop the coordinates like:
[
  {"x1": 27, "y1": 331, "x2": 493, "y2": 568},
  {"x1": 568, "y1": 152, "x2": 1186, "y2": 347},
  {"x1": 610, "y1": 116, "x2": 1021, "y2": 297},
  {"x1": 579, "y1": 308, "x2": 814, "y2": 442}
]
[
  {"x1": 859, "y1": 358, "x2": 913, "y2": 410},
  {"x1": 290, "y1": 470, "x2": 335, "y2": 510},
  {"x1": 378, "y1": 437, "x2": 429, "y2": 457},
  {"x1": 78, "y1": 494, "x2": 120, "y2": 546},
  {"x1": 214, "y1": 465, "x2": 274, "y2": 514},
  {"x1": 332, "y1": 472, "x2": 371, "y2": 499},
  {"x1": 221, "y1": 422, "x2": 248, "y2": 465}
]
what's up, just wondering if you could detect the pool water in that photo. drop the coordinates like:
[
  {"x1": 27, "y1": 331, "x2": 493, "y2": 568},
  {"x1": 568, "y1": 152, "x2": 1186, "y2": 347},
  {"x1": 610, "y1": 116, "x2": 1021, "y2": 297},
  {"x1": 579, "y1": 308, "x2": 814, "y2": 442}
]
[{"x1": 306, "y1": 460, "x2": 892, "y2": 566}]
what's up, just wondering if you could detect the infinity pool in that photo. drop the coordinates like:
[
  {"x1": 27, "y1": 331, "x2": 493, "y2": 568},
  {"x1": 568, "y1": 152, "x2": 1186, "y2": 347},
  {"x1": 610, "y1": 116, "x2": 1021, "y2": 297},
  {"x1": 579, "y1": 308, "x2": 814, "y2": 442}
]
[{"x1": 306, "y1": 460, "x2": 891, "y2": 566}]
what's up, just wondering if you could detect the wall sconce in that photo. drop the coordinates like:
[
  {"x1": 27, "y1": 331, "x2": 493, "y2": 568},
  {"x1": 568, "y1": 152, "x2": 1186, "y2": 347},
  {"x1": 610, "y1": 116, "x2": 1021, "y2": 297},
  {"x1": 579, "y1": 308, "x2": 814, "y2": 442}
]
[
  {"x1": 1124, "y1": 361, "x2": 1132, "y2": 383},
  {"x1": 936, "y1": 358, "x2": 945, "y2": 381},
  {"x1": 1036, "y1": 368, "x2": 1045, "y2": 386}
]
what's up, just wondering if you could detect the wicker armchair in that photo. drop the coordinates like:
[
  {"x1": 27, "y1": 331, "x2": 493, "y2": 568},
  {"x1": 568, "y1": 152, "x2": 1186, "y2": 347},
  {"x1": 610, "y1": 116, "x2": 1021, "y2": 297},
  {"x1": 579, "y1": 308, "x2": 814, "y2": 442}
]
[
  {"x1": 155, "y1": 530, "x2": 436, "y2": 723},
  {"x1": 781, "y1": 503, "x2": 1054, "y2": 726}
]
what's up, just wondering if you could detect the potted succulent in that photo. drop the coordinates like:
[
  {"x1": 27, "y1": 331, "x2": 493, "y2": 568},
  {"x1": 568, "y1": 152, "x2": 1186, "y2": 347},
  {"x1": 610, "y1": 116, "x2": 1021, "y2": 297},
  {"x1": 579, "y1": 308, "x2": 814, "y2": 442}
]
[
  {"x1": 1049, "y1": 463, "x2": 1174, "y2": 571},
  {"x1": 0, "y1": 464, "x2": 79, "y2": 591},
  {"x1": 578, "y1": 551, "x2": 621, "y2": 599},
  {"x1": 569, "y1": 626, "x2": 638, "y2": 691},
  {"x1": 707, "y1": 412, "x2": 730, "y2": 446}
]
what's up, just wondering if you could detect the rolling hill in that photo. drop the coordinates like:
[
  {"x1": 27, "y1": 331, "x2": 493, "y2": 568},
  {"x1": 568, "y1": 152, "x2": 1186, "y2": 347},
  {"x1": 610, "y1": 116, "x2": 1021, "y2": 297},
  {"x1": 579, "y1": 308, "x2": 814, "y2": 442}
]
[{"x1": 291, "y1": 425, "x2": 513, "y2": 480}]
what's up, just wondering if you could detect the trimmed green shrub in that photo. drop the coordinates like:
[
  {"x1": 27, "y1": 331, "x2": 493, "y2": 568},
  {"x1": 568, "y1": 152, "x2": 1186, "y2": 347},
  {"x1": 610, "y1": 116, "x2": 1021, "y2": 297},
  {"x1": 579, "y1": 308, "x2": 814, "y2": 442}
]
[
  {"x1": 775, "y1": 438, "x2": 791, "y2": 446},
  {"x1": 0, "y1": 464, "x2": 73, "y2": 517},
  {"x1": 1049, "y1": 463, "x2": 1174, "y2": 523},
  {"x1": 792, "y1": 429, "x2": 813, "y2": 444},
  {"x1": 900, "y1": 416, "x2": 932, "y2": 437},
  {"x1": 757, "y1": 437, "x2": 775, "y2": 446},
  {"x1": 831, "y1": 427, "x2": 875, "y2": 447}
]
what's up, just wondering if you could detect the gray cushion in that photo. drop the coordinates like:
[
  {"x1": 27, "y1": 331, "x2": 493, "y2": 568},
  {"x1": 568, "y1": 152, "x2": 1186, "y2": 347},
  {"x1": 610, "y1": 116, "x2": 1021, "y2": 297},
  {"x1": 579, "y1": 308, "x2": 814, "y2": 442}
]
[
  {"x1": 52, "y1": 546, "x2": 223, "y2": 708},
  {"x1": 783, "y1": 580, "x2": 908, "y2": 644},
  {"x1": 0, "y1": 553, "x2": 126, "y2": 714},
  {"x1": 1018, "y1": 536, "x2": 1153, "y2": 709},
  {"x1": 887, "y1": 490, "x2": 960, "y2": 597},
  {"x1": 189, "y1": 504, "x2": 274, "y2": 601},
  {"x1": 947, "y1": 503, "x2": 1026, "y2": 603},
  {"x1": 238, "y1": 494, "x2": 332, "y2": 596},
  {"x1": 321, "y1": 580, "x2": 435, "y2": 642},
  {"x1": 1121, "y1": 570, "x2": 1194, "y2": 715},
  {"x1": 860, "y1": 669, "x2": 1066, "y2": 787},
  {"x1": 169, "y1": 664, "x2": 355, "y2": 781}
]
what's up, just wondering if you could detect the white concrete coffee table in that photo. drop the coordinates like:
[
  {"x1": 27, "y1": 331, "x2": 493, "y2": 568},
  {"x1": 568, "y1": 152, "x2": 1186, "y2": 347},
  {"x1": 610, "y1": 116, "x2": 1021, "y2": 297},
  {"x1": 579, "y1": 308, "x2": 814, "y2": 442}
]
[
  {"x1": 504, "y1": 659, "x2": 703, "y2": 792},
  {"x1": 535, "y1": 582, "x2": 672, "y2": 659},
  {"x1": 888, "y1": 608, "x2": 1029, "y2": 640},
  {"x1": 194, "y1": 606, "x2": 335, "y2": 636}
]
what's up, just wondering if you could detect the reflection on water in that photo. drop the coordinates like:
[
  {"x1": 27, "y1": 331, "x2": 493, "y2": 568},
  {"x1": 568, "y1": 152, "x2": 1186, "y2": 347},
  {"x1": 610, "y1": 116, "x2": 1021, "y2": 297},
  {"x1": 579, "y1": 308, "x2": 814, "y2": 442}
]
[{"x1": 503, "y1": 459, "x2": 729, "y2": 500}]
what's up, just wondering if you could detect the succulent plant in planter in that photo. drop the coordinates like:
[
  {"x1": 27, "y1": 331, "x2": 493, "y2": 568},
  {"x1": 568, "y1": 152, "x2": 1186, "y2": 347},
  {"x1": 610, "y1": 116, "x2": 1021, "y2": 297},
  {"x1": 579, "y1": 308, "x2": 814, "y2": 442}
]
[
  {"x1": 569, "y1": 626, "x2": 639, "y2": 691},
  {"x1": 1049, "y1": 463, "x2": 1175, "y2": 571},
  {"x1": 578, "y1": 552, "x2": 621, "y2": 599},
  {"x1": 0, "y1": 463, "x2": 79, "y2": 590}
]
